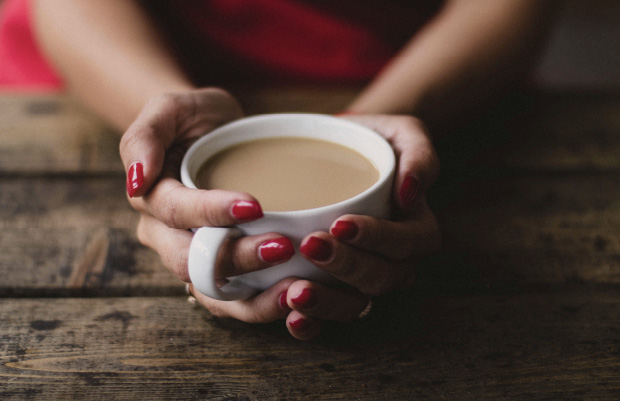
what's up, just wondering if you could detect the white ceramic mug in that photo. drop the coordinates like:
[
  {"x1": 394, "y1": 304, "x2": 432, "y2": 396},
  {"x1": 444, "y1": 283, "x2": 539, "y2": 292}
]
[{"x1": 181, "y1": 113, "x2": 395, "y2": 301}]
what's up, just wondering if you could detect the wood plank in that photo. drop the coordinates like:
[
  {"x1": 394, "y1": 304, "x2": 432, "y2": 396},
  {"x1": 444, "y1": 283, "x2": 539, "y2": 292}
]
[
  {"x1": 0, "y1": 89, "x2": 357, "y2": 174},
  {"x1": 435, "y1": 174, "x2": 620, "y2": 285},
  {"x1": 0, "y1": 227, "x2": 179, "y2": 297},
  {"x1": 1, "y1": 287, "x2": 619, "y2": 400},
  {"x1": 0, "y1": 177, "x2": 179, "y2": 296},
  {"x1": 0, "y1": 95, "x2": 122, "y2": 174},
  {"x1": 0, "y1": 177, "x2": 132, "y2": 229},
  {"x1": 470, "y1": 92, "x2": 620, "y2": 172},
  {"x1": 1, "y1": 173, "x2": 618, "y2": 295},
  {"x1": 2, "y1": 91, "x2": 619, "y2": 175}
]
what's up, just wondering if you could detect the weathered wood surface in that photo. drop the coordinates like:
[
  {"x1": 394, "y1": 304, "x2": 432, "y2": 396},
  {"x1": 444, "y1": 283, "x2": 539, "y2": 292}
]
[
  {"x1": 1, "y1": 88, "x2": 619, "y2": 399},
  {"x1": 1, "y1": 91, "x2": 619, "y2": 295},
  {"x1": 0, "y1": 174, "x2": 618, "y2": 294},
  {"x1": 2, "y1": 90, "x2": 620, "y2": 174},
  {"x1": 1, "y1": 287, "x2": 619, "y2": 400},
  {"x1": 0, "y1": 95, "x2": 121, "y2": 174}
]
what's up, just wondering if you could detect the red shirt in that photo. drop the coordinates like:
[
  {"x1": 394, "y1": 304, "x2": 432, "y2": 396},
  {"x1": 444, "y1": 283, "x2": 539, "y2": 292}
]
[{"x1": 0, "y1": 0, "x2": 442, "y2": 90}]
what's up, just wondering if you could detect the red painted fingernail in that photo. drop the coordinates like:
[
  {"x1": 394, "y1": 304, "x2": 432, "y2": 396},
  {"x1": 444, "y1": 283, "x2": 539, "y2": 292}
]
[
  {"x1": 399, "y1": 175, "x2": 419, "y2": 208},
  {"x1": 300, "y1": 237, "x2": 332, "y2": 262},
  {"x1": 278, "y1": 290, "x2": 290, "y2": 311},
  {"x1": 126, "y1": 162, "x2": 144, "y2": 198},
  {"x1": 331, "y1": 220, "x2": 358, "y2": 241},
  {"x1": 259, "y1": 237, "x2": 295, "y2": 263},
  {"x1": 289, "y1": 318, "x2": 309, "y2": 332},
  {"x1": 231, "y1": 200, "x2": 263, "y2": 221},
  {"x1": 291, "y1": 289, "x2": 317, "y2": 309}
]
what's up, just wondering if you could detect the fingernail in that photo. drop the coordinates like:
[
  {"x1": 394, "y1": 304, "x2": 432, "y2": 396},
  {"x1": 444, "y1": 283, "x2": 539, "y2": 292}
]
[
  {"x1": 126, "y1": 162, "x2": 144, "y2": 198},
  {"x1": 231, "y1": 200, "x2": 263, "y2": 221},
  {"x1": 300, "y1": 236, "x2": 332, "y2": 262},
  {"x1": 399, "y1": 175, "x2": 419, "y2": 208},
  {"x1": 289, "y1": 318, "x2": 309, "y2": 332},
  {"x1": 278, "y1": 290, "x2": 290, "y2": 311},
  {"x1": 259, "y1": 237, "x2": 295, "y2": 263},
  {"x1": 331, "y1": 220, "x2": 358, "y2": 241},
  {"x1": 291, "y1": 288, "x2": 317, "y2": 309}
]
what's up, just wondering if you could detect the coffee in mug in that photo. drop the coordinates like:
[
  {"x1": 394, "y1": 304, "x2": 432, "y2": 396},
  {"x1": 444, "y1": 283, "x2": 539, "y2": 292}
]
[{"x1": 195, "y1": 137, "x2": 380, "y2": 212}]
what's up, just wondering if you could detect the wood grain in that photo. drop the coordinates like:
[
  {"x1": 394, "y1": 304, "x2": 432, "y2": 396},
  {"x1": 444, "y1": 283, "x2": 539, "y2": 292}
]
[
  {"x1": 1, "y1": 91, "x2": 619, "y2": 175},
  {"x1": 1, "y1": 89, "x2": 619, "y2": 400},
  {"x1": 1, "y1": 287, "x2": 618, "y2": 400},
  {"x1": 0, "y1": 95, "x2": 121, "y2": 174},
  {"x1": 436, "y1": 175, "x2": 620, "y2": 285}
]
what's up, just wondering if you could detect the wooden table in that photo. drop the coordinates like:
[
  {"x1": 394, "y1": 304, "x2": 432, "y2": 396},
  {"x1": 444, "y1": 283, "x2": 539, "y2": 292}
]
[{"x1": 1, "y1": 87, "x2": 619, "y2": 400}]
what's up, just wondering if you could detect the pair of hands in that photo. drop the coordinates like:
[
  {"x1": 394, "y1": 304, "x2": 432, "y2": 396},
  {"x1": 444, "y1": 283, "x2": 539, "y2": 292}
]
[{"x1": 119, "y1": 88, "x2": 441, "y2": 341}]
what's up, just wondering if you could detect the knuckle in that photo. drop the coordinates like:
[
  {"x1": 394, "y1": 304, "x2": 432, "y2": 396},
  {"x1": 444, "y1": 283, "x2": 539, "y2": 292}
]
[
  {"x1": 151, "y1": 92, "x2": 181, "y2": 113},
  {"x1": 158, "y1": 197, "x2": 181, "y2": 228},
  {"x1": 169, "y1": 251, "x2": 190, "y2": 282},
  {"x1": 205, "y1": 302, "x2": 228, "y2": 318},
  {"x1": 361, "y1": 274, "x2": 399, "y2": 297},
  {"x1": 400, "y1": 115, "x2": 425, "y2": 130},
  {"x1": 135, "y1": 218, "x2": 150, "y2": 247},
  {"x1": 330, "y1": 258, "x2": 356, "y2": 278},
  {"x1": 119, "y1": 127, "x2": 144, "y2": 160},
  {"x1": 248, "y1": 308, "x2": 272, "y2": 324},
  {"x1": 200, "y1": 201, "x2": 227, "y2": 227}
]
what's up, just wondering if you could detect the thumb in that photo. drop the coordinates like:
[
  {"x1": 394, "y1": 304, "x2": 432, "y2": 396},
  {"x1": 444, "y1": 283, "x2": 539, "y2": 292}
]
[
  {"x1": 119, "y1": 93, "x2": 197, "y2": 198},
  {"x1": 120, "y1": 89, "x2": 245, "y2": 198}
]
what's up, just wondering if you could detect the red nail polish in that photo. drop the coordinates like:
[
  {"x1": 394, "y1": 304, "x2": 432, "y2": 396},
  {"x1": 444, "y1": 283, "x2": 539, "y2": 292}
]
[
  {"x1": 300, "y1": 237, "x2": 332, "y2": 262},
  {"x1": 291, "y1": 289, "x2": 317, "y2": 309},
  {"x1": 331, "y1": 221, "x2": 358, "y2": 241},
  {"x1": 260, "y1": 237, "x2": 294, "y2": 263},
  {"x1": 278, "y1": 290, "x2": 289, "y2": 311},
  {"x1": 231, "y1": 201, "x2": 263, "y2": 221},
  {"x1": 399, "y1": 175, "x2": 419, "y2": 208},
  {"x1": 289, "y1": 318, "x2": 309, "y2": 332},
  {"x1": 126, "y1": 162, "x2": 144, "y2": 198}
]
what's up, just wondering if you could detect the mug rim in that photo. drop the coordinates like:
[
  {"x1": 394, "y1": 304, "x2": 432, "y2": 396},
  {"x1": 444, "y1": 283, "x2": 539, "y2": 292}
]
[{"x1": 180, "y1": 113, "x2": 396, "y2": 217}]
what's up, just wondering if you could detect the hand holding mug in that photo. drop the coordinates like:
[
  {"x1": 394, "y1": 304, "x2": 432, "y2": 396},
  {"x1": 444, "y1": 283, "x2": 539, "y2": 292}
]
[
  {"x1": 281, "y1": 114, "x2": 441, "y2": 340},
  {"x1": 119, "y1": 89, "x2": 333, "y2": 326},
  {"x1": 120, "y1": 89, "x2": 440, "y2": 340},
  {"x1": 181, "y1": 114, "x2": 396, "y2": 301}
]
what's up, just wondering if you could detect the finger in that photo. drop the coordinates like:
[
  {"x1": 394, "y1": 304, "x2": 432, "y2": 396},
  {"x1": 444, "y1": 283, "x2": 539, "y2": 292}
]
[
  {"x1": 330, "y1": 200, "x2": 442, "y2": 260},
  {"x1": 286, "y1": 310, "x2": 321, "y2": 341},
  {"x1": 344, "y1": 115, "x2": 440, "y2": 210},
  {"x1": 138, "y1": 213, "x2": 295, "y2": 282},
  {"x1": 392, "y1": 122, "x2": 439, "y2": 210},
  {"x1": 300, "y1": 232, "x2": 415, "y2": 297},
  {"x1": 120, "y1": 89, "x2": 244, "y2": 198},
  {"x1": 217, "y1": 232, "x2": 295, "y2": 278},
  {"x1": 136, "y1": 214, "x2": 193, "y2": 282},
  {"x1": 120, "y1": 94, "x2": 186, "y2": 198},
  {"x1": 131, "y1": 176, "x2": 263, "y2": 229},
  {"x1": 284, "y1": 280, "x2": 369, "y2": 322},
  {"x1": 189, "y1": 278, "x2": 295, "y2": 323}
]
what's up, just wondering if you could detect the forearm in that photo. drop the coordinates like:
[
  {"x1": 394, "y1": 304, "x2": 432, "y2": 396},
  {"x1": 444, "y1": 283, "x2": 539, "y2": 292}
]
[
  {"x1": 33, "y1": 0, "x2": 194, "y2": 130},
  {"x1": 348, "y1": 0, "x2": 559, "y2": 135}
]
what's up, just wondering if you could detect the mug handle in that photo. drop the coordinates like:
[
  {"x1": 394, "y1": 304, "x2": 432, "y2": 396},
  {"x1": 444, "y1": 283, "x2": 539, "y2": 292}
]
[{"x1": 188, "y1": 226, "x2": 258, "y2": 301}]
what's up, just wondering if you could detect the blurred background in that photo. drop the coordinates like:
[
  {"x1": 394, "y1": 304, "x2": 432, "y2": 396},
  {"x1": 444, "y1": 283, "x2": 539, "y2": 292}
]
[
  {"x1": 533, "y1": 0, "x2": 620, "y2": 91},
  {"x1": 0, "y1": 0, "x2": 618, "y2": 93}
]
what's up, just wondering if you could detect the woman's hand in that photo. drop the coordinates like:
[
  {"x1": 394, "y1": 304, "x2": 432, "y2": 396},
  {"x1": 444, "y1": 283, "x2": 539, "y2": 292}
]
[
  {"x1": 120, "y1": 88, "x2": 298, "y2": 323},
  {"x1": 282, "y1": 115, "x2": 442, "y2": 340}
]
